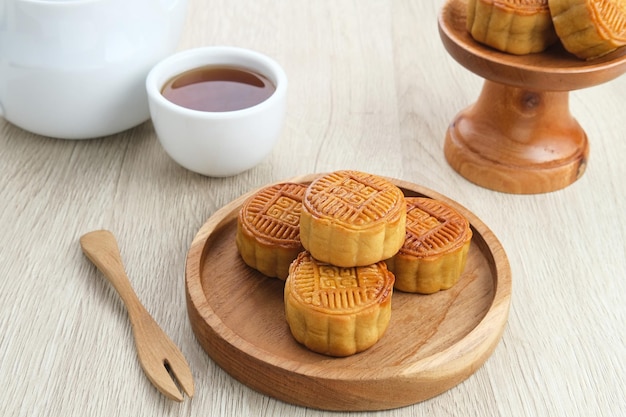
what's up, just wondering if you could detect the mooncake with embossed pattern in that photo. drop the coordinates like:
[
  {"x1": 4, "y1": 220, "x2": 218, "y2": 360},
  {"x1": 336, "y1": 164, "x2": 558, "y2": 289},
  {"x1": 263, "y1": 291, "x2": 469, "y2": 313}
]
[
  {"x1": 467, "y1": 0, "x2": 558, "y2": 54},
  {"x1": 284, "y1": 251, "x2": 395, "y2": 357},
  {"x1": 549, "y1": 0, "x2": 626, "y2": 59},
  {"x1": 386, "y1": 197, "x2": 472, "y2": 294},
  {"x1": 299, "y1": 170, "x2": 406, "y2": 268},
  {"x1": 236, "y1": 182, "x2": 307, "y2": 280}
]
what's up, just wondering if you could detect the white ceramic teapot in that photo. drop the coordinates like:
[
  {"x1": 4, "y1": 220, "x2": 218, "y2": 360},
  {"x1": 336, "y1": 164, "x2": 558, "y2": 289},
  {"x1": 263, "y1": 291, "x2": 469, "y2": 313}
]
[{"x1": 0, "y1": 0, "x2": 188, "y2": 139}]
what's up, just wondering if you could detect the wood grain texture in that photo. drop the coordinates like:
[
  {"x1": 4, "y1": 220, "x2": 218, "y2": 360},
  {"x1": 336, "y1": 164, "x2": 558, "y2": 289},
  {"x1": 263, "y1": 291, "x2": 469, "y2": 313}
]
[
  {"x1": 1, "y1": 0, "x2": 625, "y2": 416},
  {"x1": 439, "y1": 0, "x2": 626, "y2": 193},
  {"x1": 444, "y1": 80, "x2": 589, "y2": 193},
  {"x1": 185, "y1": 175, "x2": 511, "y2": 410}
]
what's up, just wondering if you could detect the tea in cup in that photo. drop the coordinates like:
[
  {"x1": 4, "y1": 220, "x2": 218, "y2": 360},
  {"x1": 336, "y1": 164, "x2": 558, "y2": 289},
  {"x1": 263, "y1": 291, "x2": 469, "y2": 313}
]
[{"x1": 146, "y1": 46, "x2": 288, "y2": 177}]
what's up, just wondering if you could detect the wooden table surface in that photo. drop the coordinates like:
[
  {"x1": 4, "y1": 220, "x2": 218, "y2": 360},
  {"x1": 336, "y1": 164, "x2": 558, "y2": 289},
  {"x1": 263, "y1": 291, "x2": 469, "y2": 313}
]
[{"x1": 1, "y1": 0, "x2": 624, "y2": 416}]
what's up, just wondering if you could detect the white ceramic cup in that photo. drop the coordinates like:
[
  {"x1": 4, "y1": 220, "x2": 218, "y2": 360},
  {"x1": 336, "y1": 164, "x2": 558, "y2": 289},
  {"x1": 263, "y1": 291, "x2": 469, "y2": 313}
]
[
  {"x1": 146, "y1": 46, "x2": 288, "y2": 177},
  {"x1": 0, "y1": 0, "x2": 188, "y2": 139}
]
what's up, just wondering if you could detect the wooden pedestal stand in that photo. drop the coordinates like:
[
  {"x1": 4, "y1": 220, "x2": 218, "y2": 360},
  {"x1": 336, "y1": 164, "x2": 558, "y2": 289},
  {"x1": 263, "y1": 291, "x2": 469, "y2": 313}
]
[{"x1": 438, "y1": 0, "x2": 626, "y2": 194}]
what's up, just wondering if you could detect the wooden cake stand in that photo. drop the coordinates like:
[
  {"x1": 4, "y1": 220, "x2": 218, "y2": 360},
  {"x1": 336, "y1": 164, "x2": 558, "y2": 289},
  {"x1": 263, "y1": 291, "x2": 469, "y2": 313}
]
[{"x1": 438, "y1": 0, "x2": 626, "y2": 194}]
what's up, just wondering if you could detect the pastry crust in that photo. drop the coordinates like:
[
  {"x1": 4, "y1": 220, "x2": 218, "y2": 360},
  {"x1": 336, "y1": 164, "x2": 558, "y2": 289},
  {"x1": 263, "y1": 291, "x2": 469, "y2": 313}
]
[
  {"x1": 386, "y1": 197, "x2": 472, "y2": 294},
  {"x1": 299, "y1": 171, "x2": 406, "y2": 267},
  {"x1": 549, "y1": 0, "x2": 626, "y2": 59},
  {"x1": 467, "y1": 0, "x2": 558, "y2": 54},
  {"x1": 284, "y1": 251, "x2": 394, "y2": 356},
  {"x1": 236, "y1": 182, "x2": 307, "y2": 280}
]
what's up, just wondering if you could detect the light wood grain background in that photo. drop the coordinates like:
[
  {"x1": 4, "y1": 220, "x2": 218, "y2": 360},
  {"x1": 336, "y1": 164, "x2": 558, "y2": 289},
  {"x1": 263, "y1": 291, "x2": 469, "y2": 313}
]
[{"x1": 1, "y1": 0, "x2": 624, "y2": 416}]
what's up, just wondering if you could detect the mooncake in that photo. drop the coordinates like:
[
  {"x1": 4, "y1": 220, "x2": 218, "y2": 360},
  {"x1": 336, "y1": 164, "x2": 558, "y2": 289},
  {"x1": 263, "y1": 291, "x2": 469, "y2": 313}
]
[
  {"x1": 284, "y1": 251, "x2": 394, "y2": 357},
  {"x1": 236, "y1": 182, "x2": 307, "y2": 280},
  {"x1": 467, "y1": 0, "x2": 558, "y2": 54},
  {"x1": 299, "y1": 170, "x2": 406, "y2": 267},
  {"x1": 549, "y1": 0, "x2": 626, "y2": 59},
  {"x1": 386, "y1": 197, "x2": 472, "y2": 294}
]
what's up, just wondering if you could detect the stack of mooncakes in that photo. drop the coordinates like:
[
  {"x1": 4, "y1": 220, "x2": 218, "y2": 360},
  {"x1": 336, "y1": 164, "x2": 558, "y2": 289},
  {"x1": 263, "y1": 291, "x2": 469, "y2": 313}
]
[
  {"x1": 286, "y1": 171, "x2": 405, "y2": 356},
  {"x1": 235, "y1": 170, "x2": 473, "y2": 357}
]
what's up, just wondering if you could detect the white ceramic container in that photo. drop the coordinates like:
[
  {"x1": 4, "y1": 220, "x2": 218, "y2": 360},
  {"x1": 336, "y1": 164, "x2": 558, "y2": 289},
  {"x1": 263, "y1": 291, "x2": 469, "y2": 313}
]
[{"x1": 0, "y1": 0, "x2": 188, "y2": 139}]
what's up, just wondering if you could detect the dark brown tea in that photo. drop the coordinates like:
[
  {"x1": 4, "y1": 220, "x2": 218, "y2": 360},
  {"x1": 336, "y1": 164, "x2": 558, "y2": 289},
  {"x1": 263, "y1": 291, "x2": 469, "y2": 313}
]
[{"x1": 161, "y1": 66, "x2": 276, "y2": 112}]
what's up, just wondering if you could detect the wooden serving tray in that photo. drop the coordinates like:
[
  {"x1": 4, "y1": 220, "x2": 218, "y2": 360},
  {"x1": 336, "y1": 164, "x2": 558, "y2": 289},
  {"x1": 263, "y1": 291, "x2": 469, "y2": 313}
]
[
  {"x1": 185, "y1": 174, "x2": 511, "y2": 411},
  {"x1": 437, "y1": 0, "x2": 626, "y2": 194}
]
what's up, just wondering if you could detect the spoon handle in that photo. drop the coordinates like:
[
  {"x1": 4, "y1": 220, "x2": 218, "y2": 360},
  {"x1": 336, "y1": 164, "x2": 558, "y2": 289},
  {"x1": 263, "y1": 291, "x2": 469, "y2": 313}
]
[{"x1": 80, "y1": 230, "x2": 145, "y2": 318}]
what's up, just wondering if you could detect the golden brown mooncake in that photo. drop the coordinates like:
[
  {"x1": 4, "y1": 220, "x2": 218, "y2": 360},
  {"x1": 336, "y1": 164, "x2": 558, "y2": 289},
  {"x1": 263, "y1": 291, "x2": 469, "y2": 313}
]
[
  {"x1": 549, "y1": 0, "x2": 626, "y2": 59},
  {"x1": 236, "y1": 182, "x2": 307, "y2": 280},
  {"x1": 284, "y1": 251, "x2": 395, "y2": 357},
  {"x1": 299, "y1": 171, "x2": 406, "y2": 267},
  {"x1": 386, "y1": 197, "x2": 472, "y2": 294},
  {"x1": 467, "y1": 0, "x2": 558, "y2": 55}
]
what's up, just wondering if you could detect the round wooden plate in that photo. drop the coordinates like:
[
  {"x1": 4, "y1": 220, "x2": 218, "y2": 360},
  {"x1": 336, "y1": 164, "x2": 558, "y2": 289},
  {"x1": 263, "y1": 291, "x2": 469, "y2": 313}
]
[{"x1": 185, "y1": 174, "x2": 512, "y2": 411}]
